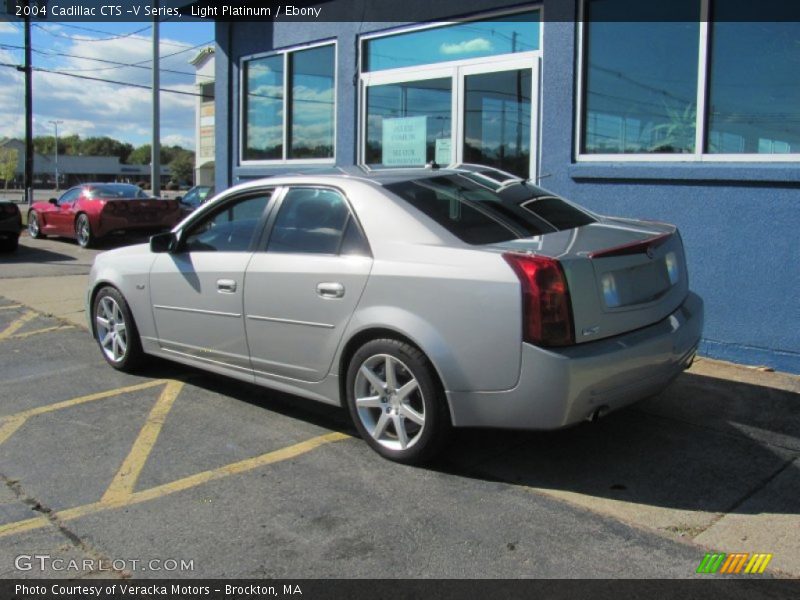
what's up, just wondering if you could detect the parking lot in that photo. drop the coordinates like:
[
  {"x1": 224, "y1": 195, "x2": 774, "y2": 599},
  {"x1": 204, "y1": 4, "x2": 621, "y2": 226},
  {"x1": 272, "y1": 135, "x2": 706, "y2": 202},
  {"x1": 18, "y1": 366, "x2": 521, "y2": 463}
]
[{"x1": 1, "y1": 234, "x2": 799, "y2": 579}]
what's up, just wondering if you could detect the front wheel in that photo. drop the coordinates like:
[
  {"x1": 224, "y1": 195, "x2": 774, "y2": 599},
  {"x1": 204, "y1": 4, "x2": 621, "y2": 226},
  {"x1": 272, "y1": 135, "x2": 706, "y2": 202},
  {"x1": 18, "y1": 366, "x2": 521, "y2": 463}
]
[
  {"x1": 92, "y1": 286, "x2": 144, "y2": 372},
  {"x1": 345, "y1": 338, "x2": 451, "y2": 465},
  {"x1": 75, "y1": 214, "x2": 93, "y2": 248},
  {"x1": 28, "y1": 211, "x2": 43, "y2": 238}
]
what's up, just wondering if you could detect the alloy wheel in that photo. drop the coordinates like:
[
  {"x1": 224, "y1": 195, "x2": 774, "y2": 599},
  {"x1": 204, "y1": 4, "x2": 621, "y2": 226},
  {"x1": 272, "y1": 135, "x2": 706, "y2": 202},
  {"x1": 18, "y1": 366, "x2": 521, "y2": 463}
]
[
  {"x1": 95, "y1": 295, "x2": 128, "y2": 363},
  {"x1": 353, "y1": 353, "x2": 426, "y2": 451}
]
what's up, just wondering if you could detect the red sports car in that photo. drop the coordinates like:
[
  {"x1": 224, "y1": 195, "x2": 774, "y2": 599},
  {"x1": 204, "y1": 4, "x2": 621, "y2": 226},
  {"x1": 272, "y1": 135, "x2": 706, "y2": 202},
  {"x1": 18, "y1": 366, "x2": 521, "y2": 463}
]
[{"x1": 27, "y1": 183, "x2": 182, "y2": 248}]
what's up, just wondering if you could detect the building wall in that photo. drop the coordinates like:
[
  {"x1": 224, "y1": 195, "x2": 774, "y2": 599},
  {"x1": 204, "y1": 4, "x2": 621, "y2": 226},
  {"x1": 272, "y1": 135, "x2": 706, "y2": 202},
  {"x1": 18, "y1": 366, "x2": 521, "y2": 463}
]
[{"x1": 215, "y1": 2, "x2": 800, "y2": 374}]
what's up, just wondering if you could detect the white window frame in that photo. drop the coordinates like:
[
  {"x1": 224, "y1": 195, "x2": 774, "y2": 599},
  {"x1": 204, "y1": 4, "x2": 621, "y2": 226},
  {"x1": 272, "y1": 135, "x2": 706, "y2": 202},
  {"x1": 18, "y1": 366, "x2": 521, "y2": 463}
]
[
  {"x1": 239, "y1": 40, "x2": 337, "y2": 166},
  {"x1": 357, "y1": 7, "x2": 543, "y2": 178},
  {"x1": 575, "y1": 0, "x2": 800, "y2": 163}
]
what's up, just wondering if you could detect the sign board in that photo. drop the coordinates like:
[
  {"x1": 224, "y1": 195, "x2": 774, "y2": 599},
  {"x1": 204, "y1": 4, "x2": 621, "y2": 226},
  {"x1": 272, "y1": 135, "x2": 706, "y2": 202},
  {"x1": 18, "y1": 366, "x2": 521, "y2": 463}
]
[
  {"x1": 382, "y1": 116, "x2": 427, "y2": 166},
  {"x1": 435, "y1": 138, "x2": 451, "y2": 165}
]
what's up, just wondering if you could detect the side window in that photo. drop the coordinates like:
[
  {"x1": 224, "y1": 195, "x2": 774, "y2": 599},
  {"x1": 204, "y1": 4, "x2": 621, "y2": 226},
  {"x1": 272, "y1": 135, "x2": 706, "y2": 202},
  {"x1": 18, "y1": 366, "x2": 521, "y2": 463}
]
[
  {"x1": 58, "y1": 189, "x2": 80, "y2": 205},
  {"x1": 183, "y1": 193, "x2": 271, "y2": 252},
  {"x1": 267, "y1": 188, "x2": 352, "y2": 255}
]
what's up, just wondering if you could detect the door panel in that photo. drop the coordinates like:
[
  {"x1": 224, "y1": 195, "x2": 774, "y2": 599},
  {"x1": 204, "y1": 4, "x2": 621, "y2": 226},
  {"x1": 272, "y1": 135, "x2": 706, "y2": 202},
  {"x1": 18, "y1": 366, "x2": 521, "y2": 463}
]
[
  {"x1": 149, "y1": 252, "x2": 254, "y2": 375},
  {"x1": 243, "y1": 253, "x2": 372, "y2": 381}
]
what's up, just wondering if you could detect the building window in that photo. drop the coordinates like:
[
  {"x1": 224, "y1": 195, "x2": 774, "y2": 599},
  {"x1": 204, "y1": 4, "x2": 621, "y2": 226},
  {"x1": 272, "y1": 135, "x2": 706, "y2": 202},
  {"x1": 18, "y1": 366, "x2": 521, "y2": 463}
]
[
  {"x1": 242, "y1": 43, "x2": 335, "y2": 163},
  {"x1": 366, "y1": 78, "x2": 452, "y2": 167},
  {"x1": 363, "y1": 11, "x2": 540, "y2": 72},
  {"x1": 360, "y1": 10, "x2": 541, "y2": 177},
  {"x1": 707, "y1": 16, "x2": 800, "y2": 154},
  {"x1": 581, "y1": 0, "x2": 700, "y2": 154},
  {"x1": 578, "y1": 0, "x2": 800, "y2": 160}
]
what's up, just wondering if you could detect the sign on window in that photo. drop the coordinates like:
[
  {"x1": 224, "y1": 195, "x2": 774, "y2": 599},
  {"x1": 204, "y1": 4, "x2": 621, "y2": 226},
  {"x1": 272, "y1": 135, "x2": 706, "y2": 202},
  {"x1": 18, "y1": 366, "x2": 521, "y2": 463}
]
[{"x1": 382, "y1": 116, "x2": 427, "y2": 166}]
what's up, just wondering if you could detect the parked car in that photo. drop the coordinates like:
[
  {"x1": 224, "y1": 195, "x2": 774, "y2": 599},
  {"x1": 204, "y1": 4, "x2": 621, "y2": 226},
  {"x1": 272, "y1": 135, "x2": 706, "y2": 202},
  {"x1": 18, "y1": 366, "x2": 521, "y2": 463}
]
[
  {"x1": 177, "y1": 185, "x2": 214, "y2": 217},
  {"x1": 28, "y1": 183, "x2": 182, "y2": 248},
  {"x1": 0, "y1": 199, "x2": 22, "y2": 252},
  {"x1": 86, "y1": 165, "x2": 703, "y2": 464}
]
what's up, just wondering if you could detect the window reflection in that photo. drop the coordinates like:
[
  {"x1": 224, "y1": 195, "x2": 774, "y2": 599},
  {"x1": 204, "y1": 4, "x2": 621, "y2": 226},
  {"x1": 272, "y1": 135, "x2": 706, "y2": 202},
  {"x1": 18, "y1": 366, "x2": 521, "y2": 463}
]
[
  {"x1": 464, "y1": 69, "x2": 531, "y2": 178},
  {"x1": 366, "y1": 78, "x2": 452, "y2": 167},
  {"x1": 290, "y1": 46, "x2": 335, "y2": 159},
  {"x1": 244, "y1": 55, "x2": 283, "y2": 160},
  {"x1": 707, "y1": 19, "x2": 800, "y2": 154},
  {"x1": 582, "y1": 0, "x2": 700, "y2": 154},
  {"x1": 364, "y1": 12, "x2": 539, "y2": 72}
]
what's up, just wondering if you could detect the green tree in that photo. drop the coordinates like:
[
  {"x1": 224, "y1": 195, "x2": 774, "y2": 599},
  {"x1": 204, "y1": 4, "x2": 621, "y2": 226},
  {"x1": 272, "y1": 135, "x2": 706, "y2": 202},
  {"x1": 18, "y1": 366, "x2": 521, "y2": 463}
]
[
  {"x1": 80, "y1": 136, "x2": 134, "y2": 163},
  {"x1": 0, "y1": 147, "x2": 18, "y2": 190},
  {"x1": 168, "y1": 151, "x2": 194, "y2": 185}
]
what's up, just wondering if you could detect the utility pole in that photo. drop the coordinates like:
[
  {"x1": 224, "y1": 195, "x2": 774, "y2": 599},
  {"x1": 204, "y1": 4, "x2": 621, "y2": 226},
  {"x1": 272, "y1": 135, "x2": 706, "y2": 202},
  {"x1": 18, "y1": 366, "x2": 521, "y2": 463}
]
[
  {"x1": 48, "y1": 120, "x2": 63, "y2": 191},
  {"x1": 22, "y1": 2, "x2": 33, "y2": 205},
  {"x1": 151, "y1": 13, "x2": 160, "y2": 196}
]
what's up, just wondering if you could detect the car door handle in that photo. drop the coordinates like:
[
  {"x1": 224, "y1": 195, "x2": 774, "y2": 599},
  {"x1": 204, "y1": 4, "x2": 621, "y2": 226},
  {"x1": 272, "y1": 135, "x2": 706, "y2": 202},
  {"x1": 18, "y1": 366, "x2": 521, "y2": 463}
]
[
  {"x1": 316, "y1": 282, "x2": 345, "y2": 299},
  {"x1": 217, "y1": 279, "x2": 237, "y2": 293}
]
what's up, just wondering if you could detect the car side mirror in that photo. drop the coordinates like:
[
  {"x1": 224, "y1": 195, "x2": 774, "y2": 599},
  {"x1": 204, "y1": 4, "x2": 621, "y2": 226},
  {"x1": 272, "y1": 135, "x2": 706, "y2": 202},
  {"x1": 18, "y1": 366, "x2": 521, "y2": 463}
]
[
  {"x1": 150, "y1": 231, "x2": 177, "y2": 253},
  {"x1": 48, "y1": 198, "x2": 58, "y2": 205}
]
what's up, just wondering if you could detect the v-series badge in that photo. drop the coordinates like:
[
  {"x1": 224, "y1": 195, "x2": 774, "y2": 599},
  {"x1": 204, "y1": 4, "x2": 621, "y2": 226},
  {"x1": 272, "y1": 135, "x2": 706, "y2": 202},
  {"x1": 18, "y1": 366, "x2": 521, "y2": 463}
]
[{"x1": 42, "y1": 4, "x2": 180, "y2": 17}]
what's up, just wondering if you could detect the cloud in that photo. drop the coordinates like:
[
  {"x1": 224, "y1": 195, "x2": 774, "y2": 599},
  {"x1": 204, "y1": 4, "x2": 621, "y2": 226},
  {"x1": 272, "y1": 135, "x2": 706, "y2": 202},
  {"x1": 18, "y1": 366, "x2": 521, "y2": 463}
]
[
  {"x1": 163, "y1": 133, "x2": 193, "y2": 148},
  {"x1": 0, "y1": 32, "x2": 204, "y2": 149},
  {"x1": 0, "y1": 22, "x2": 18, "y2": 35},
  {"x1": 439, "y1": 38, "x2": 493, "y2": 56}
]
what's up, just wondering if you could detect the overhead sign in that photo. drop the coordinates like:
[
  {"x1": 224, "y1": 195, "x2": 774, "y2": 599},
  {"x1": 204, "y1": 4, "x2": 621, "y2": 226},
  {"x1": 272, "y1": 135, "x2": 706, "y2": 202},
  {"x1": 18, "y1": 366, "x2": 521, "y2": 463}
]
[{"x1": 382, "y1": 116, "x2": 427, "y2": 166}]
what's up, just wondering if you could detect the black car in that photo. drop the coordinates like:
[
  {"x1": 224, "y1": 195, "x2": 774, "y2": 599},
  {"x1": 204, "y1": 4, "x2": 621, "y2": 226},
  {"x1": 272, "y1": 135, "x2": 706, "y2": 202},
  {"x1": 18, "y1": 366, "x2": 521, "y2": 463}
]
[{"x1": 0, "y1": 200, "x2": 22, "y2": 252}]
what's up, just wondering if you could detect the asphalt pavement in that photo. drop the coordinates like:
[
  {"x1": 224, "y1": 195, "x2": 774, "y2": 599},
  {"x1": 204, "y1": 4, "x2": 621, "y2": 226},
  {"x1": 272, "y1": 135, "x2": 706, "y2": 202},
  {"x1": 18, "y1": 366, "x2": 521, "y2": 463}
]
[{"x1": 0, "y1": 233, "x2": 798, "y2": 579}]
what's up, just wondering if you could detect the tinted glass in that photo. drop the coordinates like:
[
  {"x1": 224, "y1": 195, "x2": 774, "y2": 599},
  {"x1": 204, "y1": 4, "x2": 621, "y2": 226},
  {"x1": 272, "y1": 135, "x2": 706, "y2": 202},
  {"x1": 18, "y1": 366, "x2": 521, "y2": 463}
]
[
  {"x1": 582, "y1": 0, "x2": 700, "y2": 154},
  {"x1": 464, "y1": 69, "x2": 531, "y2": 178},
  {"x1": 243, "y1": 55, "x2": 283, "y2": 160},
  {"x1": 289, "y1": 45, "x2": 335, "y2": 159},
  {"x1": 386, "y1": 175, "x2": 595, "y2": 245},
  {"x1": 339, "y1": 218, "x2": 371, "y2": 256},
  {"x1": 707, "y1": 17, "x2": 800, "y2": 153},
  {"x1": 184, "y1": 194, "x2": 271, "y2": 252},
  {"x1": 366, "y1": 78, "x2": 452, "y2": 167},
  {"x1": 87, "y1": 184, "x2": 147, "y2": 199},
  {"x1": 364, "y1": 12, "x2": 540, "y2": 72},
  {"x1": 267, "y1": 188, "x2": 350, "y2": 255},
  {"x1": 58, "y1": 189, "x2": 81, "y2": 204}
]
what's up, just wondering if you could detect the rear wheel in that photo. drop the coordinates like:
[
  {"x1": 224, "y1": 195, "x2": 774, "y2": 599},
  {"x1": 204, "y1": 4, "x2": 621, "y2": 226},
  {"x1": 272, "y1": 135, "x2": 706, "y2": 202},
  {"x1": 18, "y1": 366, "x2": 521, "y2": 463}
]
[
  {"x1": 27, "y1": 211, "x2": 43, "y2": 239},
  {"x1": 75, "y1": 214, "x2": 93, "y2": 248},
  {"x1": 345, "y1": 338, "x2": 451, "y2": 465},
  {"x1": 92, "y1": 286, "x2": 144, "y2": 372}
]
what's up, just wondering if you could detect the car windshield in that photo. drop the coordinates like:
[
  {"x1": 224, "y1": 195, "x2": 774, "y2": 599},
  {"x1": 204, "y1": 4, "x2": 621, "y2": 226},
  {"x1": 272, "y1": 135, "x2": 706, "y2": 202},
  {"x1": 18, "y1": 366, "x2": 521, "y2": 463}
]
[
  {"x1": 85, "y1": 184, "x2": 148, "y2": 199},
  {"x1": 183, "y1": 186, "x2": 212, "y2": 207},
  {"x1": 385, "y1": 174, "x2": 596, "y2": 245}
]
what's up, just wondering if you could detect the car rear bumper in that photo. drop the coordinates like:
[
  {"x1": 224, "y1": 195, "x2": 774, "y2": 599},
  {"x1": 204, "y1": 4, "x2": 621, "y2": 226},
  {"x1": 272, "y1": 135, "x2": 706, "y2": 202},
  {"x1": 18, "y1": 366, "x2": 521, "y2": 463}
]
[
  {"x1": 446, "y1": 291, "x2": 704, "y2": 429},
  {"x1": 96, "y1": 213, "x2": 179, "y2": 237}
]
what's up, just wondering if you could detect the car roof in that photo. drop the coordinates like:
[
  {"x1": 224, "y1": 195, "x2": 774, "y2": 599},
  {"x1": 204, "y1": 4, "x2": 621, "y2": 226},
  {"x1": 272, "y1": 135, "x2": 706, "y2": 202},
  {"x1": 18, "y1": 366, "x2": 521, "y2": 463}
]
[{"x1": 232, "y1": 164, "x2": 524, "y2": 189}]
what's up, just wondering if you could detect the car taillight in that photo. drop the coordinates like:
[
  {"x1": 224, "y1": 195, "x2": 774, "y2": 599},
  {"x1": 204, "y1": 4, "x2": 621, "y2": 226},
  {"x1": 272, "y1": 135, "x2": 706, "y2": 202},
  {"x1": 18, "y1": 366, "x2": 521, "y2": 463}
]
[{"x1": 503, "y1": 252, "x2": 575, "y2": 347}]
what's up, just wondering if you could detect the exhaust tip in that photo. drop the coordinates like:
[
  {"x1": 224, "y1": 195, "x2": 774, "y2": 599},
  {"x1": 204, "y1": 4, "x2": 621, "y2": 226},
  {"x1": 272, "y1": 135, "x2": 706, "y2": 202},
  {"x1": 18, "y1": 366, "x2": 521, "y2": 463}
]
[{"x1": 587, "y1": 405, "x2": 610, "y2": 423}]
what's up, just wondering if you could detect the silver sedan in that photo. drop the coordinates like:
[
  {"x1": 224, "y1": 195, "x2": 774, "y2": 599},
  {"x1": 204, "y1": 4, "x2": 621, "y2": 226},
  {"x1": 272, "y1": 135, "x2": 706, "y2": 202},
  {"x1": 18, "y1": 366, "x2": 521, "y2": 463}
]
[{"x1": 87, "y1": 165, "x2": 703, "y2": 464}]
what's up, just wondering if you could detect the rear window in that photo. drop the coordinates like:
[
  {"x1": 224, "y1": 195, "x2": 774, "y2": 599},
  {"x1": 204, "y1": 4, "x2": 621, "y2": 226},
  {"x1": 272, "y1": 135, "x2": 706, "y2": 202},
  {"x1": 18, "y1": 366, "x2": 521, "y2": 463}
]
[
  {"x1": 385, "y1": 174, "x2": 595, "y2": 245},
  {"x1": 86, "y1": 184, "x2": 148, "y2": 199}
]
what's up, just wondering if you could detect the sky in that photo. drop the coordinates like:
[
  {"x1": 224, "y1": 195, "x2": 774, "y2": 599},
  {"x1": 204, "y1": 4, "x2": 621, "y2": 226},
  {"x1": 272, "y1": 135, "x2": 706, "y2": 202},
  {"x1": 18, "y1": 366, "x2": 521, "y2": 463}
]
[{"x1": 0, "y1": 19, "x2": 215, "y2": 150}]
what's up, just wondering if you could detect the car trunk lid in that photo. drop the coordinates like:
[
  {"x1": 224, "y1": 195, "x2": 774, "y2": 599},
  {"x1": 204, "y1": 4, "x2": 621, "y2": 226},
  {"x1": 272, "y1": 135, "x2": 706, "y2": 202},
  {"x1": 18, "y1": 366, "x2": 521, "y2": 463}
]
[{"x1": 493, "y1": 218, "x2": 689, "y2": 344}]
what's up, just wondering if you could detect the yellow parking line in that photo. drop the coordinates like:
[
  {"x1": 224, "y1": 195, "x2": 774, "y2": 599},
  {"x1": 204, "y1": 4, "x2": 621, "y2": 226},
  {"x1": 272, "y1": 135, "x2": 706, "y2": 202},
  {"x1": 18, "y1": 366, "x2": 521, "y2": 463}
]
[
  {"x1": 0, "y1": 380, "x2": 169, "y2": 449},
  {"x1": 0, "y1": 431, "x2": 350, "y2": 539},
  {"x1": 10, "y1": 325, "x2": 75, "y2": 340},
  {"x1": 101, "y1": 381, "x2": 184, "y2": 504},
  {"x1": 0, "y1": 417, "x2": 27, "y2": 446},
  {"x1": 0, "y1": 311, "x2": 38, "y2": 341}
]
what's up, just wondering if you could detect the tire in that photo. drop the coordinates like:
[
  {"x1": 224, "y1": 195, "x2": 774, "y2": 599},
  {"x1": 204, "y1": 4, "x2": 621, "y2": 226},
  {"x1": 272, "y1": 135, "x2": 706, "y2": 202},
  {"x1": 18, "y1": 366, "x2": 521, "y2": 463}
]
[
  {"x1": 345, "y1": 338, "x2": 451, "y2": 465},
  {"x1": 92, "y1": 286, "x2": 145, "y2": 372},
  {"x1": 0, "y1": 236, "x2": 18, "y2": 252},
  {"x1": 27, "y1": 211, "x2": 43, "y2": 239},
  {"x1": 75, "y1": 213, "x2": 93, "y2": 248}
]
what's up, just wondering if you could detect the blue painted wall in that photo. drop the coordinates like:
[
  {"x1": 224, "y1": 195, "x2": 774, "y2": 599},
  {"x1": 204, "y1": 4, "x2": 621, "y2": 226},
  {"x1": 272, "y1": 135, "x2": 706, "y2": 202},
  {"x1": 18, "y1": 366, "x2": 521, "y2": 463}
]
[{"x1": 216, "y1": 1, "x2": 800, "y2": 374}]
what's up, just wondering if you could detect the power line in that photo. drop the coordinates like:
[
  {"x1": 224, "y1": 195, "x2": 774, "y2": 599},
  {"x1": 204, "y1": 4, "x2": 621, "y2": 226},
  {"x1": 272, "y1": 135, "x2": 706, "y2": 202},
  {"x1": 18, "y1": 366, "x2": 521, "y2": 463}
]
[
  {"x1": 33, "y1": 23, "x2": 196, "y2": 49},
  {"x1": 0, "y1": 61, "x2": 206, "y2": 97},
  {"x1": 0, "y1": 42, "x2": 215, "y2": 79},
  {"x1": 32, "y1": 23, "x2": 153, "y2": 42}
]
